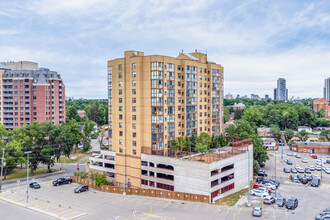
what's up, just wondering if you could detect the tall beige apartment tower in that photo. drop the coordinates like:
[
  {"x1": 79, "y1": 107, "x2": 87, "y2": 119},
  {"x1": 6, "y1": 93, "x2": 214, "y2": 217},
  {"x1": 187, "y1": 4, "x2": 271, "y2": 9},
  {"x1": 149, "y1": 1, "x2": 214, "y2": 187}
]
[{"x1": 107, "y1": 51, "x2": 224, "y2": 187}]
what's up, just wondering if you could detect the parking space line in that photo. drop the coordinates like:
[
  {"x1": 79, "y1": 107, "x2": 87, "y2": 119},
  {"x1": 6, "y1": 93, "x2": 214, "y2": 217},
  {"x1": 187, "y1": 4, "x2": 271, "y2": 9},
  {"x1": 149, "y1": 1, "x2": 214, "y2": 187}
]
[
  {"x1": 193, "y1": 204, "x2": 199, "y2": 211},
  {"x1": 204, "y1": 205, "x2": 210, "y2": 212},
  {"x1": 183, "y1": 203, "x2": 191, "y2": 210}
]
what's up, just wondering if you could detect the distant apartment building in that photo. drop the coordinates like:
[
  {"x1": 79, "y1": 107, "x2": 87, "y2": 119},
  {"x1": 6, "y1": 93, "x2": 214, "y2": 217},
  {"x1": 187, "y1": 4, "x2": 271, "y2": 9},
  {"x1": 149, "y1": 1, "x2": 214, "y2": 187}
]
[
  {"x1": 0, "y1": 62, "x2": 65, "y2": 129},
  {"x1": 230, "y1": 102, "x2": 245, "y2": 111},
  {"x1": 313, "y1": 98, "x2": 330, "y2": 119},
  {"x1": 324, "y1": 77, "x2": 330, "y2": 102},
  {"x1": 250, "y1": 94, "x2": 260, "y2": 99},
  {"x1": 264, "y1": 94, "x2": 269, "y2": 100},
  {"x1": 274, "y1": 78, "x2": 288, "y2": 101}
]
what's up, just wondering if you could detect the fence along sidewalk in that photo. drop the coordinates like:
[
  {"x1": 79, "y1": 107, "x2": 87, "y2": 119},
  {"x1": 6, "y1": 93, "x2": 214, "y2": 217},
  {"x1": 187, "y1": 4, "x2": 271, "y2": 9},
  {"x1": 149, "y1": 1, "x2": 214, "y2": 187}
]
[{"x1": 71, "y1": 176, "x2": 209, "y2": 203}]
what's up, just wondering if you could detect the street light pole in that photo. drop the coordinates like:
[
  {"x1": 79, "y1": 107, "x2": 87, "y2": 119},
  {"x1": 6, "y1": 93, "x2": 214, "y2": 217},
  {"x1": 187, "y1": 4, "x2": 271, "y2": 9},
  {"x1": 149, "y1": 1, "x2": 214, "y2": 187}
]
[
  {"x1": 275, "y1": 150, "x2": 277, "y2": 198},
  {"x1": 0, "y1": 149, "x2": 5, "y2": 191},
  {"x1": 321, "y1": 147, "x2": 323, "y2": 181},
  {"x1": 25, "y1": 151, "x2": 32, "y2": 203},
  {"x1": 281, "y1": 142, "x2": 283, "y2": 162}
]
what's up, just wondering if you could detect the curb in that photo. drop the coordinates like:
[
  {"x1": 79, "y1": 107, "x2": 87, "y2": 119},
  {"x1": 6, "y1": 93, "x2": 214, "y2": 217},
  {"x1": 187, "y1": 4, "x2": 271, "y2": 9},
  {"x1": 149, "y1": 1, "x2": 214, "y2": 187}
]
[{"x1": 3, "y1": 170, "x2": 67, "y2": 185}]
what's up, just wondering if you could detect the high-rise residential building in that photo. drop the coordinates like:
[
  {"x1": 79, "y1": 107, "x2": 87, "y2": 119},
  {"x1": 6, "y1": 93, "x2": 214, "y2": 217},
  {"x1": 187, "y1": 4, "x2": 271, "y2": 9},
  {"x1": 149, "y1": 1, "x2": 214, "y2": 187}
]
[
  {"x1": 0, "y1": 61, "x2": 38, "y2": 71},
  {"x1": 264, "y1": 94, "x2": 269, "y2": 100},
  {"x1": 89, "y1": 51, "x2": 253, "y2": 203},
  {"x1": 274, "y1": 78, "x2": 288, "y2": 101},
  {"x1": 0, "y1": 62, "x2": 65, "y2": 129},
  {"x1": 324, "y1": 77, "x2": 330, "y2": 102},
  {"x1": 105, "y1": 50, "x2": 224, "y2": 187},
  {"x1": 225, "y1": 93, "x2": 233, "y2": 99}
]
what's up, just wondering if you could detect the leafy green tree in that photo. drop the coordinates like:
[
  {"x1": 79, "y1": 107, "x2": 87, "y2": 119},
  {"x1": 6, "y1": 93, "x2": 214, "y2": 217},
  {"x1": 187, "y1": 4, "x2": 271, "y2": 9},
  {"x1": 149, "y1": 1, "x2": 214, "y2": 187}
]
[
  {"x1": 66, "y1": 104, "x2": 81, "y2": 122},
  {"x1": 234, "y1": 109, "x2": 244, "y2": 120},
  {"x1": 195, "y1": 142, "x2": 208, "y2": 153},
  {"x1": 223, "y1": 107, "x2": 230, "y2": 123},
  {"x1": 197, "y1": 132, "x2": 211, "y2": 146},
  {"x1": 171, "y1": 137, "x2": 187, "y2": 154},
  {"x1": 252, "y1": 136, "x2": 268, "y2": 164},
  {"x1": 82, "y1": 120, "x2": 98, "y2": 152},
  {"x1": 297, "y1": 130, "x2": 309, "y2": 141},
  {"x1": 270, "y1": 125, "x2": 282, "y2": 141},
  {"x1": 317, "y1": 108, "x2": 326, "y2": 118},
  {"x1": 242, "y1": 106, "x2": 264, "y2": 127},
  {"x1": 86, "y1": 102, "x2": 103, "y2": 125},
  {"x1": 253, "y1": 160, "x2": 260, "y2": 176},
  {"x1": 317, "y1": 118, "x2": 330, "y2": 127},
  {"x1": 95, "y1": 173, "x2": 109, "y2": 187},
  {"x1": 284, "y1": 129, "x2": 294, "y2": 143},
  {"x1": 225, "y1": 119, "x2": 256, "y2": 138},
  {"x1": 319, "y1": 130, "x2": 330, "y2": 141}
]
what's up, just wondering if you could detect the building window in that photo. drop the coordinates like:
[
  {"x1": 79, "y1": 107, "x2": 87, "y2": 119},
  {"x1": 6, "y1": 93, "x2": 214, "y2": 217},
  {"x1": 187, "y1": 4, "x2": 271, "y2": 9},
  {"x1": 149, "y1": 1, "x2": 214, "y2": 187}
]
[
  {"x1": 119, "y1": 139, "x2": 123, "y2": 144},
  {"x1": 119, "y1": 123, "x2": 123, "y2": 128},
  {"x1": 132, "y1": 149, "x2": 136, "y2": 155},
  {"x1": 119, "y1": 114, "x2": 123, "y2": 119},
  {"x1": 132, "y1": 141, "x2": 136, "y2": 146},
  {"x1": 119, "y1": 89, "x2": 122, "y2": 95},
  {"x1": 132, "y1": 98, "x2": 136, "y2": 103},
  {"x1": 119, "y1": 98, "x2": 122, "y2": 103},
  {"x1": 133, "y1": 132, "x2": 136, "y2": 138},
  {"x1": 132, "y1": 80, "x2": 136, "y2": 86},
  {"x1": 118, "y1": 64, "x2": 122, "y2": 70},
  {"x1": 119, "y1": 131, "x2": 123, "y2": 136},
  {"x1": 132, "y1": 106, "x2": 136, "y2": 112},
  {"x1": 132, "y1": 72, "x2": 136, "y2": 77},
  {"x1": 119, "y1": 81, "x2": 123, "y2": 86},
  {"x1": 132, "y1": 123, "x2": 136, "y2": 129},
  {"x1": 132, "y1": 63, "x2": 136, "y2": 69},
  {"x1": 132, "y1": 89, "x2": 136, "y2": 95},
  {"x1": 119, "y1": 73, "x2": 122, "y2": 78},
  {"x1": 119, "y1": 106, "x2": 123, "y2": 111},
  {"x1": 132, "y1": 115, "x2": 136, "y2": 120}
]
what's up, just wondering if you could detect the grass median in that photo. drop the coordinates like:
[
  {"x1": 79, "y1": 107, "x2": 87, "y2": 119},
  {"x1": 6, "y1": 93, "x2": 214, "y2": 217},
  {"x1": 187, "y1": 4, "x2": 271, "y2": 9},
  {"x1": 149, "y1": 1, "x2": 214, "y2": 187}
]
[
  {"x1": 1, "y1": 168, "x2": 60, "y2": 181},
  {"x1": 217, "y1": 188, "x2": 249, "y2": 206}
]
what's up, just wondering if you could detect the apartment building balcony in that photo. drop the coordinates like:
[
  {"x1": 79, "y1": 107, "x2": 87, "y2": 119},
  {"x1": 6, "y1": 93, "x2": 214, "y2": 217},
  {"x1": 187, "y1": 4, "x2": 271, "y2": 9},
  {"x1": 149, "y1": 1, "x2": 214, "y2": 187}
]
[
  {"x1": 3, "y1": 82, "x2": 12, "y2": 86},
  {"x1": 4, "y1": 120, "x2": 13, "y2": 123},
  {"x1": 3, "y1": 104, "x2": 13, "y2": 107},
  {"x1": 25, "y1": 82, "x2": 29, "y2": 85},
  {"x1": 3, "y1": 110, "x2": 12, "y2": 113},
  {"x1": 3, "y1": 115, "x2": 13, "y2": 118},
  {"x1": 3, "y1": 88, "x2": 13, "y2": 92},
  {"x1": 3, "y1": 93, "x2": 12, "y2": 97},
  {"x1": 25, "y1": 93, "x2": 29, "y2": 96},
  {"x1": 25, "y1": 109, "x2": 30, "y2": 112},
  {"x1": 5, "y1": 125, "x2": 13, "y2": 129},
  {"x1": 25, "y1": 104, "x2": 30, "y2": 107},
  {"x1": 3, "y1": 99, "x2": 13, "y2": 102}
]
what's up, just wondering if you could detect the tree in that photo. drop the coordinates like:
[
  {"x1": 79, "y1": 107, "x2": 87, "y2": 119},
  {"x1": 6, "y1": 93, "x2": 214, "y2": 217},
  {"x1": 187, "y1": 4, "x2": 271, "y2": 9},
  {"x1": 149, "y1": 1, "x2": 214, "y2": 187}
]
[
  {"x1": 95, "y1": 173, "x2": 109, "y2": 187},
  {"x1": 317, "y1": 108, "x2": 326, "y2": 118},
  {"x1": 225, "y1": 119, "x2": 256, "y2": 139},
  {"x1": 82, "y1": 120, "x2": 98, "y2": 152},
  {"x1": 195, "y1": 142, "x2": 208, "y2": 153},
  {"x1": 234, "y1": 109, "x2": 244, "y2": 120},
  {"x1": 98, "y1": 128, "x2": 106, "y2": 148},
  {"x1": 197, "y1": 132, "x2": 211, "y2": 146},
  {"x1": 223, "y1": 107, "x2": 230, "y2": 123},
  {"x1": 284, "y1": 129, "x2": 294, "y2": 143},
  {"x1": 87, "y1": 102, "x2": 103, "y2": 125},
  {"x1": 270, "y1": 125, "x2": 282, "y2": 141},
  {"x1": 242, "y1": 106, "x2": 264, "y2": 127},
  {"x1": 297, "y1": 130, "x2": 309, "y2": 141},
  {"x1": 253, "y1": 160, "x2": 260, "y2": 176},
  {"x1": 171, "y1": 137, "x2": 187, "y2": 155},
  {"x1": 320, "y1": 130, "x2": 330, "y2": 141},
  {"x1": 66, "y1": 104, "x2": 81, "y2": 122},
  {"x1": 252, "y1": 136, "x2": 268, "y2": 164}
]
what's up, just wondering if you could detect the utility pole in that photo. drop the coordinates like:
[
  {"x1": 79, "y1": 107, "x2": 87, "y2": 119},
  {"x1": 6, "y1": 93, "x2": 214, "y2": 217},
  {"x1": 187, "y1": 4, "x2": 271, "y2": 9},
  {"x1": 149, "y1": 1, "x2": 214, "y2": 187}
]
[
  {"x1": 0, "y1": 149, "x2": 5, "y2": 191},
  {"x1": 281, "y1": 142, "x2": 283, "y2": 162},
  {"x1": 247, "y1": 146, "x2": 251, "y2": 206},
  {"x1": 321, "y1": 148, "x2": 323, "y2": 181},
  {"x1": 25, "y1": 151, "x2": 32, "y2": 203},
  {"x1": 275, "y1": 150, "x2": 277, "y2": 198}
]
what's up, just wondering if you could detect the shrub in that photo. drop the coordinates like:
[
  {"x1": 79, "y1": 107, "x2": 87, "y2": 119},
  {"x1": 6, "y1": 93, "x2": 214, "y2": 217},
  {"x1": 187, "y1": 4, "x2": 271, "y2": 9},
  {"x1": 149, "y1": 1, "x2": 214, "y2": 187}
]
[
  {"x1": 73, "y1": 171, "x2": 88, "y2": 179},
  {"x1": 95, "y1": 173, "x2": 109, "y2": 187},
  {"x1": 253, "y1": 160, "x2": 260, "y2": 176}
]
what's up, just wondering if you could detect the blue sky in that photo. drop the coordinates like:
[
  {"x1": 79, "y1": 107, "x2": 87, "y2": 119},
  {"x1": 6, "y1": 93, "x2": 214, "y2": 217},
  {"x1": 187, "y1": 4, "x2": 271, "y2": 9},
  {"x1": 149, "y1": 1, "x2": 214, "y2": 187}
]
[{"x1": 1, "y1": 0, "x2": 330, "y2": 99}]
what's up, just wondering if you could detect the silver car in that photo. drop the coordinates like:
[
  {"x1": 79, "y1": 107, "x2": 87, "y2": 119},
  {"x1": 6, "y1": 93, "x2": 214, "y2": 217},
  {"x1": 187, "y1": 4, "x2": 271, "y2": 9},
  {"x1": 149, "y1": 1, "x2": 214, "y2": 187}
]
[{"x1": 252, "y1": 207, "x2": 262, "y2": 217}]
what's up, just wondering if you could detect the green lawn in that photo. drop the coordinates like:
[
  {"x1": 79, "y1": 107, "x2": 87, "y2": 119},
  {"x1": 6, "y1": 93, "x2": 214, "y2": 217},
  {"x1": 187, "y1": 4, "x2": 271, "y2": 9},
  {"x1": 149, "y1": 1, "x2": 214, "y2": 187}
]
[
  {"x1": 217, "y1": 188, "x2": 249, "y2": 206},
  {"x1": 2, "y1": 168, "x2": 59, "y2": 181}
]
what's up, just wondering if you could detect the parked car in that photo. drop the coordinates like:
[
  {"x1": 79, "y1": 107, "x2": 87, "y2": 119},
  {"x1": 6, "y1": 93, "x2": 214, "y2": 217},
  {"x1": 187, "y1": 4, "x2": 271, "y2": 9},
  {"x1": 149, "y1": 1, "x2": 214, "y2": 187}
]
[
  {"x1": 269, "y1": 179, "x2": 280, "y2": 187},
  {"x1": 297, "y1": 168, "x2": 305, "y2": 173},
  {"x1": 296, "y1": 154, "x2": 301, "y2": 158},
  {"x1": 302, "y1": 158, "x2": 308, "y2": 163},
  {"x1": 310, "y1": 153, "x2": 314, "y2": 157},
  {"x1": 309, "y1": 165, "x2": 316, "y2": 171},
  {"x1": 326, "y1": 160, "x2": 330, "y2": 164},
  {"x1": 285, "y1": 197, "x2": 298, "y2": 210},
  {"x1": 291, "y1": 168, "x2": 297, "y2": 173},
  {"x1": 251, "y1": 189, "x2": 269, "y2": 197},
  {"x1": 252, "y1": 207, "x2": 262, "y2": 217},
  {"x1": 300, "y1": 178, "x2": 308, "y2": 184},
  {"x1": 29, "y1": 182, "x2": 40, "y2": 189},
  {"x1": 264, "y1": 183, "x2": 276, "y2": 190},
  {"x1": 275, "y1": 197, "x2": 286, "y2": 207},
  {"x1": 263, "y1": 196, "x2": 275, "y2": 204},
  {"x1": 316, "y1": 209, "x2": 330, "y2": 220},
  {"x1": 290, "y1": 175, "x2": 299, "y2": 183},
  {"x1": 253, "y1": 184, "x2": 271, "y2": 193},
  {"x1": 287, "y1": 152, "x2": 293, "y2": 156},
  {"x1": 258, "y1": 170, "x2": 268, "y2": 177},
  {"x1": 52, "y1": 178, "x2": 72, "y2": 186},
  {"x1": 74, "y1": 185, "x2": 89, "y2": 193},
  {"x1": 305, "y1": 168, "x2": 312, "y2": 174},
  {"x1": 295, "y1": 164, "x2": 301, "y2": 169},
  {"x1": 287, "y1": 160, "x2": 293, "y2": 165},
  {"x1": 312, "y1": 155, "x2": 318, "y2": 159},
  {"x1": 325, "y1": 168, "x2": 330, "y2": 174},
  {"x1": 311, "y1": 178, "x2": 321, "y2": 187},
  {"x1": 297, "y1": 175, "x2": 304, "y2": 180},
  {"x1": 284, "y1": 168, "x2": 290, "y2": 173},
  {"x1": 293, "y1": 152, "x2": 297, "y2": 156},
  {"x1": 259, "y1": 162, "x2": 265, "y2": 168},
  {"x1": 256, "y1": 177, "x2": 264, "y2": 183},
  {"x1": 316, "y1": 166, "x2": 322, "y2": 171},
  {"x1": 304, "y1": 174, "x2": 313, "y2": 181}
]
